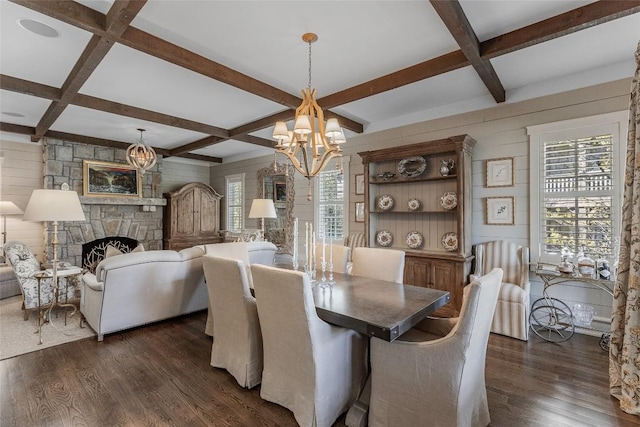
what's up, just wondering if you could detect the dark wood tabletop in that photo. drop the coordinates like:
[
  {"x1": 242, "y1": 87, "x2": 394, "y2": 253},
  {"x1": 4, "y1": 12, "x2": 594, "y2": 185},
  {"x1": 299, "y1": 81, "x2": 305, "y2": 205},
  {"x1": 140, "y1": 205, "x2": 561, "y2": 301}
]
[{"x1": 310, "y1": 272, "x2": 450, "y2": 342}]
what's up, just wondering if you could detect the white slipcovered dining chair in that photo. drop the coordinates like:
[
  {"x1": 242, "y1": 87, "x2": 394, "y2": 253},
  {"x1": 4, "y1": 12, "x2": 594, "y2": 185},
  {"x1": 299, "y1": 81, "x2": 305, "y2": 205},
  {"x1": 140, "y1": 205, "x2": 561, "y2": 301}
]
[
  {"x1": 251, "y1": 264, "x2": 368, "y2": 427},
  {"x1": 471, "y1": 240, "x2": 530, "y2": 341},
  {"x1": 314, "y1": 243, "x2": 351, "y2": 274},
  {"x1": 351, "y1": 247, "x2": 405, "y2": 284},
  {"x1": 202, "y1": 242, "x2": 252, "y2": 336},
  {"x1": 203, "y1": 255, "x2": 262, "y2": 388},
  {"x1": 368, "y1": 268, "x2": 503, "y2": 427}
]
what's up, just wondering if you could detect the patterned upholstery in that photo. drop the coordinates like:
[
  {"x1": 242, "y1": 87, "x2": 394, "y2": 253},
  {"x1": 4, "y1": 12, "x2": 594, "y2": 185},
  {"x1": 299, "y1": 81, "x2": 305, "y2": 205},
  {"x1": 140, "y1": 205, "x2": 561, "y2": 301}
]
[
  {"x1": 3, "y1": 241, "x2": 76, "y2": 317},
  {"x1": 471, "y1": 240, "x2": 530, "y2": 341},
  {"x1": 344, "y1": 232, "x2": 366, "y2": 262}
]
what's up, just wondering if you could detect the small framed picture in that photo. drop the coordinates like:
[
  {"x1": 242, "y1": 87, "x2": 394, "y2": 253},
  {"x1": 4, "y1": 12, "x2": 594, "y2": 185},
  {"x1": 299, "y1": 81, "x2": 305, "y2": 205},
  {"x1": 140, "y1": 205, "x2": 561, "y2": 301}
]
[
  {"x1": 486, "y1": 197, "x2": 514, "y2": 225},
  {"x1": 355, "y1": 174, "x2": 365, "y2": 195},
  {"x1": 355, "y1": 202, "x2": 365, "y2": 223},
  {"x1": 486, "y1": 157, "x2": 514, "y2": 187}
]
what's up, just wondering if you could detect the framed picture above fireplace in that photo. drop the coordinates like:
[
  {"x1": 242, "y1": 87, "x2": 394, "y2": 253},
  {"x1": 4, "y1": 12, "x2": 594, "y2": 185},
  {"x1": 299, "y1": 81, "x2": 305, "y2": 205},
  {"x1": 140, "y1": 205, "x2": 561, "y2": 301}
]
[{"x1": 83, "y1": 160, "x2": 142, "y2": 197}]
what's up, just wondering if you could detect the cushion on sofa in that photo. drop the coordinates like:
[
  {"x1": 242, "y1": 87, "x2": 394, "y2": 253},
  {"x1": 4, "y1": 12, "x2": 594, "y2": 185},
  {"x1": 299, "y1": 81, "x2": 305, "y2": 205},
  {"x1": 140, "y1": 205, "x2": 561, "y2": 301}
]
[{"x1": 105, "y1": 243, "x2": 145, "y2": 259}]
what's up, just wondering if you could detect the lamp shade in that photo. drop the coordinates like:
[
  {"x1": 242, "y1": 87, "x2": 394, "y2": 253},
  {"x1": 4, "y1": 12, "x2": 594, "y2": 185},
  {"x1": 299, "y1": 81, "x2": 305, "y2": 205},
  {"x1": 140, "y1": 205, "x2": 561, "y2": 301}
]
[
  {"x1": 22, "y1": 189, "x2": 85, "y2": 222},
  {"x1": 0, "y1": 201, "x2": 23, "y2": 215},
  {"x1": 248, "y1": 199, "x2": 277, "y2": 219}
]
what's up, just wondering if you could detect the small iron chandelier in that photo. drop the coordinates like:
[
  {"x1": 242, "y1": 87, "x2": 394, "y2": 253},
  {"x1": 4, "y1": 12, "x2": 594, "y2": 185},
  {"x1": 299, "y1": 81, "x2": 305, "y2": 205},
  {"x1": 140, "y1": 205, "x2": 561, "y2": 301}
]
[
  {"x1": 272, "y1": 33, "x2": 346, "y2": 181},
  {"x1": 126, "y1": 128, "x2": 157, "y2": 175}
]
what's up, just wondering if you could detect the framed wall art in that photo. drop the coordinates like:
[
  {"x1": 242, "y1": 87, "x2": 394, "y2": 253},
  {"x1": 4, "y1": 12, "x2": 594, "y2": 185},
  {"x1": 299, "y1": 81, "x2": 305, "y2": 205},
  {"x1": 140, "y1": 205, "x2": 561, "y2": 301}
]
[
  {"x1": 355, "y1": 202, "x2": 365, "y2": 223},
  {"x1": 355, "y1": 174, "x2": 365, "y2": 195},
  {"x1": 486, "y1": 157, "x2": 514, "y2": 187},
  {"x1": 486, "y1": 197, "x2": 514, "y2": 225},
  {"x1": 83, "y1": 160, "x2": 142, "y2": 197}
]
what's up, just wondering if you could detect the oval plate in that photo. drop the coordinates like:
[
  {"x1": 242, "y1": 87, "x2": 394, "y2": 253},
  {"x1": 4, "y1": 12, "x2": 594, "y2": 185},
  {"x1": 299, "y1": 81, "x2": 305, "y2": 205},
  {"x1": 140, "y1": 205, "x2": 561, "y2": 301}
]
[{"x1": 398, "y1": 156, "x2": 427, "y2": 178}]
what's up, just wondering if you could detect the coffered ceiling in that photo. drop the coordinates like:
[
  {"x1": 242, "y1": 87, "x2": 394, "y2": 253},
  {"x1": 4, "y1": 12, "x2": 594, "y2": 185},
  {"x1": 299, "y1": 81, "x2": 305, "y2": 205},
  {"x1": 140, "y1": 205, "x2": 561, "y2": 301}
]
[{"x1": 1, "y1": 1, "x2": 639, "y2": 165}]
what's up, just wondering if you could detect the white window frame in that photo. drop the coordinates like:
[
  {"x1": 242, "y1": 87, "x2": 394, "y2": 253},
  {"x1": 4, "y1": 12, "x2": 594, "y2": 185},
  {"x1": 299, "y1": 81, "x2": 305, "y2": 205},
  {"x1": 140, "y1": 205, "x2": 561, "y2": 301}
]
[
  {"x1": 314, "y1": 156, "x2": 350, "y2": 242},
  {"x1": 527, "y1": 111, "x2": 627, "y2": 264},
  {"x1": 225, "y1": 173, "x2": 245, "y2": 234}
]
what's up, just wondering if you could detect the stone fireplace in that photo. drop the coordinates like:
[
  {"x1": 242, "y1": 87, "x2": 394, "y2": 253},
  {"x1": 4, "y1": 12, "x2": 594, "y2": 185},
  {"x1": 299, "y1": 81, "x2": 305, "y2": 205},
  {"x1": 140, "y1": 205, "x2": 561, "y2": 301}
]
[{"x1": 43, "y1": 139, "x2": 166, "y2": 267}]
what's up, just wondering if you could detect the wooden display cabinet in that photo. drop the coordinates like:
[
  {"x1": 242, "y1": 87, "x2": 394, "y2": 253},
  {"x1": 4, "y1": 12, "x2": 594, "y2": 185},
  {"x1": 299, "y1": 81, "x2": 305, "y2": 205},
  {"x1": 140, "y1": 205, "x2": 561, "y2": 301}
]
[{"x1": 358, "y1": 135, "x2": 476, "y2": 316}]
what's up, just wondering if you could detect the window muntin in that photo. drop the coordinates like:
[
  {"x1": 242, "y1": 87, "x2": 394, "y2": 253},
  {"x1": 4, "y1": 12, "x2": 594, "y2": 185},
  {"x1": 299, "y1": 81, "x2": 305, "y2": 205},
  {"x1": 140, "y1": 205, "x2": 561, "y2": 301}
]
[
  {"x1": 315, "y1": 159, "x2": 349, "y2": 241},
  {"x1": 225, "y1": 173, "x2": 244, "y2": 233}
]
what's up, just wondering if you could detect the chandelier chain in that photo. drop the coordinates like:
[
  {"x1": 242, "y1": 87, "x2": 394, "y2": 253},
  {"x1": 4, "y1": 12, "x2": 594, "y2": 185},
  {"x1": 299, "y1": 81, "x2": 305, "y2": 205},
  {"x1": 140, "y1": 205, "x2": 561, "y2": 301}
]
[{"x1": 307, "y1": 39, "x2": 312, "y2": 90}]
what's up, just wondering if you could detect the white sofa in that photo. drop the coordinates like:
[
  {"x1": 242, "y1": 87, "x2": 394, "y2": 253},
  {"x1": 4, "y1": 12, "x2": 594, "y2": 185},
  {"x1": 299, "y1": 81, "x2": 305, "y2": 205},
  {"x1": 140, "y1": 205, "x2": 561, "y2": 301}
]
[
  {"x1": 80, "y1": 242, "x2": 278, "y2": 341},
  {"x1": 81, "y1": 246, "x2": 207, "y2": 341}
]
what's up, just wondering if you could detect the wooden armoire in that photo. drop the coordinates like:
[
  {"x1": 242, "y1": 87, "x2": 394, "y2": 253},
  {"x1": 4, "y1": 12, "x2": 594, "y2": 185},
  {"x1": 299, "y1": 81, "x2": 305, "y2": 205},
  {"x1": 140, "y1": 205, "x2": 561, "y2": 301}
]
[{"x1": 163, "y1": 182, "x2": 223, "y2": 250}]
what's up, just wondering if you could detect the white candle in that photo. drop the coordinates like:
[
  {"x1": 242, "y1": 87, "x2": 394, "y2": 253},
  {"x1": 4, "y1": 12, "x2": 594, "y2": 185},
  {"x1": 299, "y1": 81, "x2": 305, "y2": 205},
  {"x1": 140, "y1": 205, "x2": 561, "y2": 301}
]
[
  {"x1": 329, "y1": 237, "x2": 333, "y2": 264},
  {"x1": 293, "y1": 217, "x2": 298, "y2": 260},
  {"x1": 322, "y1": 235, "x2": 326, "y2": 263},
  {"x1": 305, "y1": 222, "x2": 309, "y2": 267}
]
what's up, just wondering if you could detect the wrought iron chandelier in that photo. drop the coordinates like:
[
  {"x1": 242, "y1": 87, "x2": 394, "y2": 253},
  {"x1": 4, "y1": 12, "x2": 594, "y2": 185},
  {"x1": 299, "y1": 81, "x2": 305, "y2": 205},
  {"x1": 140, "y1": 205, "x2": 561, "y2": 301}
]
[
  {"x1": 126, "y1": 128, "x2": 157, "y2": 175},
  {"x1": 272, "y1": 33, "x2": 346, "y2": 180}
]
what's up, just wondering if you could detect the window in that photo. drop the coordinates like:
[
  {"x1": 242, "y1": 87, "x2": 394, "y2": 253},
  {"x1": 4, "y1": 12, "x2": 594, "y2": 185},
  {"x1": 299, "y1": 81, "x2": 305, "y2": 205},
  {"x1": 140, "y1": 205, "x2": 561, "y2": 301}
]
[
  {"x1": 528, "y1": 112, "x2": 627, "y2": 263},
  {"x1": 315, "y1": 159, "x2": 349, "y2": 242},
  {"x1": 225, "y1": 173, "x2": 244, "y2": 234}
]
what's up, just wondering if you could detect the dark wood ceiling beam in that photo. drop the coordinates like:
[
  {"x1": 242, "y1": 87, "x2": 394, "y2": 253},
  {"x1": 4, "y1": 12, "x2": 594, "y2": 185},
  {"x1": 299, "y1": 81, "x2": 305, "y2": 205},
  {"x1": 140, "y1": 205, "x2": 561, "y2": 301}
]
[
  {"x1": 33, "y1": 1, "x2": 147, "y2": 141},
  {"x1": 1, "y1": 75, "x2": 230, "y2": 138},
  {"x1": 0, "y1": 74, "x2": 61, "y2": 100},
  {"x1": 429, "y1": 0, "x2": 505, "y2": 103},
  {"x1": 235, "y1": 134, "x2": 275, "y2": 149},
  {"x1": 8, "y1": 0, "x2": 107, "y2": 36},
  {"x1": 481, "y1": 1, "x2": 640, "y2": 59},
  {"x1": 73, "y1": 94, "x2": 229, "y2": 138},
  {"x1": 0, "y1": 121, "x2": 223, "y2": 163},
  {"x1": 318, "y1": 50, "x2": 469, "y2": 109},
  {"x1": 169, "y1": 136, "x2": 226, "y2": 156}
]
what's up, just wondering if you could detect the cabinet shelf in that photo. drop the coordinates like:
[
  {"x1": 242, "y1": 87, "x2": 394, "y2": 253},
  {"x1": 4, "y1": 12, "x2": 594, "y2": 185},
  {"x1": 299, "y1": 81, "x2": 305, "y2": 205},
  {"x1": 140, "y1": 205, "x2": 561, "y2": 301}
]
[
  {"x1": 371, "y1": 174, "x2": 456, "y2": 185},
  {"x1": 372, "y1": 209, "x2": 456, "y2": 214}
]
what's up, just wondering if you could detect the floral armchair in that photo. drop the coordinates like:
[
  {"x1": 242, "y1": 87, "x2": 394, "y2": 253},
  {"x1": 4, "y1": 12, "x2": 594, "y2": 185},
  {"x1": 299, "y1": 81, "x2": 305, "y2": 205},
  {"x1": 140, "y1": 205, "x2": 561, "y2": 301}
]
[{"x1": 3, "y1": 241, "x2": 75, "y2": 320}]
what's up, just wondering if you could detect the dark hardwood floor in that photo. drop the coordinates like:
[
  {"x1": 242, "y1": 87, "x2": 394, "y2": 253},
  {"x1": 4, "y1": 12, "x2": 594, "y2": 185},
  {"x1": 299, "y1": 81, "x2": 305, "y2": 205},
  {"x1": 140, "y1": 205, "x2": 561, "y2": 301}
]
[{"x1": 1, "y1": 310, "x2": 637, "y2": 427}]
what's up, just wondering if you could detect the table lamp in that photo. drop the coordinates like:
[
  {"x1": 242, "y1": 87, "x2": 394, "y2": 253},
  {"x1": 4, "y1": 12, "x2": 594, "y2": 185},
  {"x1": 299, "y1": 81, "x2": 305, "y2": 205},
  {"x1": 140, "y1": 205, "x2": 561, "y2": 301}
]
[
  {"x1": 22, "y1": 188, "x2": 85, "y2": 285},
  {"x1": 249, "y1": 199, "x2": 277, "y2": 238}
]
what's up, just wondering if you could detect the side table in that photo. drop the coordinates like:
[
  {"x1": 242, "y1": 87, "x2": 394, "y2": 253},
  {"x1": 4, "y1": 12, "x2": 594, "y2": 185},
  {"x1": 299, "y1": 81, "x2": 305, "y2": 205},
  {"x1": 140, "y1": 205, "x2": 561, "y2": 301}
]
[{"x1": 33, "y1": 266, "x2": 85, "y2": 344}]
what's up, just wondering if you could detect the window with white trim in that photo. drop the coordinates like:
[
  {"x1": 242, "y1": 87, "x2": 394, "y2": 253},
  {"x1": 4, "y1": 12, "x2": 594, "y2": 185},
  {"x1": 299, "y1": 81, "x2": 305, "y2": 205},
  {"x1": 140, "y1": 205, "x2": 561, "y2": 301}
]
[
  {"x1": 225, "y1": 173, "x2": 244, "y2": 234},
  {"x1": 315, "y1": 160, "x2": 349, "y2": 241},
  {"x1": 528, "y1": 112, "x2": 627, "y2": 263}
]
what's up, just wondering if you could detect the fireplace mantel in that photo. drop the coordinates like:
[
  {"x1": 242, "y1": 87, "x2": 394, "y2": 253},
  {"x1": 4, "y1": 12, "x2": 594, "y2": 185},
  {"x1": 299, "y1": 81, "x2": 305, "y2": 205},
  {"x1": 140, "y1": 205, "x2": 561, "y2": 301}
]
[{"x1": 79, "y1": 197, "x2": 167, "y2": 206}]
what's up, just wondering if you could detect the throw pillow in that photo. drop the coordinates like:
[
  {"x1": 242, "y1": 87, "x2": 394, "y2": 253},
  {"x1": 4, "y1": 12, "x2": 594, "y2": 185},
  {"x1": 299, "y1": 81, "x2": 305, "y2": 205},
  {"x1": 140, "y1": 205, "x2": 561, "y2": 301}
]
[
  {"x1": 105, "y1": 243, "x2": 145, "y2": 259},
  {"x1": 104, "y1": 245, "x2": 123, "y2": 258}
]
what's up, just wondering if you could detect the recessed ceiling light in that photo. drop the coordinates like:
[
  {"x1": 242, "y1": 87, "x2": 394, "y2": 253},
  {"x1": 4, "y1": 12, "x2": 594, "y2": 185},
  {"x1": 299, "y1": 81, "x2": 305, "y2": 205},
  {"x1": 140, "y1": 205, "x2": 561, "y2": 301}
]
[
  {"x1": 1, "y1": 112, "x2": 25, "y2": 118},
  {"x1": 18, "y1": 18, "x2": 59, "y2": 38}
]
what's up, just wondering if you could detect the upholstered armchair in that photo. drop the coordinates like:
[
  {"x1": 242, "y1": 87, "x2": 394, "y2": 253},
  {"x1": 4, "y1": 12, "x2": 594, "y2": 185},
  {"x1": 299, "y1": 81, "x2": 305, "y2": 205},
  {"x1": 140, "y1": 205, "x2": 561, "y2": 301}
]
[
  {"x1": 368, "y1": 268, "x2": 503, "y2": 427},
  {"x1": 3, "y1": 241, "x2": 75, "y2": 320},
  {"x1": 471, "y1": 240, "x2": 530, "y2": 341}
]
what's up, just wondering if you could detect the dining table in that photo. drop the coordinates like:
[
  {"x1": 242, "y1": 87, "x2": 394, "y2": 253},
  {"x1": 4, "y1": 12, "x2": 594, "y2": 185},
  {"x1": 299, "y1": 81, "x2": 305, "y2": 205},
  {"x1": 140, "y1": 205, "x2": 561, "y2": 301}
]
[{"x1": 273, "y1": 266, "x2": 451, "y2": 427}]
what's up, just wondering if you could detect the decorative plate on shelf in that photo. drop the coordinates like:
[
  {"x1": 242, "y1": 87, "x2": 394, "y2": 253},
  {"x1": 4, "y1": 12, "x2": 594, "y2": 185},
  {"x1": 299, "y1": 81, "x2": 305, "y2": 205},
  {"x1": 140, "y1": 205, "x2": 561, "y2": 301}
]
[
  {"x1": 441, "y1": 232, "x2": 458, "y2": 251},
  {"x1": 440, "y1": 192, "x2": 458, "y2": 210},
  {"x1": 377, "y1": 172, "x2": 396, "y2": 181},
  {"x1": 397, "y1": 156, "x2": 427, "y2": 178},
  {"x1": 406, "y1": 231, "x2": 424, "y2": 249},
  {"x1": 377, "y1": 194, "x2": 395, "y2": 211},
  {"x1": 376, "y1": 230, "x2": 393, "y2": 247},
  {"x1": 407, "y1": 198, "x2": 421, "y2": 211}
]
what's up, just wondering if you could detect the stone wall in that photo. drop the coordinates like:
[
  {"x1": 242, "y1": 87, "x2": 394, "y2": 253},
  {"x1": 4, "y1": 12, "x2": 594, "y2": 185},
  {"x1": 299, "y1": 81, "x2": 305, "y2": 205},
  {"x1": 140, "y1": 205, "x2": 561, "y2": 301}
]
[{"x1": 43, "y1": 139, "x2": 165, "y2": 267}]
